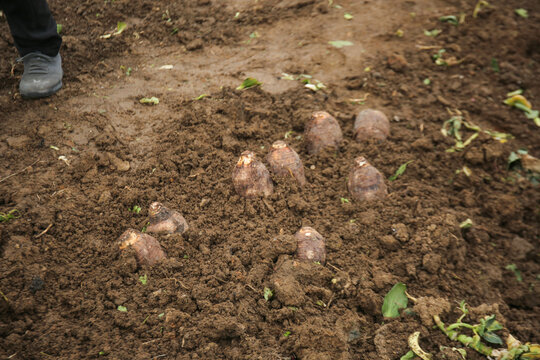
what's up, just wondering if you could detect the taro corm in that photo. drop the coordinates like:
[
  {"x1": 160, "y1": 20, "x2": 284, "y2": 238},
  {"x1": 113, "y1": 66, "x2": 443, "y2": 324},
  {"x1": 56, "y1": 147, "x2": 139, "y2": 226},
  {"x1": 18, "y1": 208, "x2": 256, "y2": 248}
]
[
  {"x1": 232, "y1": 150, "x2": 274, "y2": 198},
  {"x1": 295, "y1": 226, "x2": 326, "y2": 264},
  {"x1": 304, "y1": 111, "x2": 343, "y2": 155},
  {"x1": 267, "y1": 140, "x2": 306, "y2": 186},
  {"x1": 118, "y1": 229, "x2": 166, "y2": 266},
  {"x1": 147, "y1": 202, "x2": 188, "y2": 235},
  {"x1": 347, "y1": 156, "x2": 387, "y2": 201},
  {"x1": 353, "y1": 109, "x2": 390, "y2": 142}
]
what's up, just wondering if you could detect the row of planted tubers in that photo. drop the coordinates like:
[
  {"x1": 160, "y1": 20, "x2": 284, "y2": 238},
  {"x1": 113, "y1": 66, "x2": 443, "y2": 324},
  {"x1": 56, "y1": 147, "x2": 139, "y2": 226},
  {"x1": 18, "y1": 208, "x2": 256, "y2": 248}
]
[
  {"x1": 119, "y1": 109, "x2": 390, "y2": 267},
  {"x1": 233, "y1": 109, "x2": 389, "y2": 201},
  {"x1": 119, "y1": 203, "x2": 326, "y2": 267}
]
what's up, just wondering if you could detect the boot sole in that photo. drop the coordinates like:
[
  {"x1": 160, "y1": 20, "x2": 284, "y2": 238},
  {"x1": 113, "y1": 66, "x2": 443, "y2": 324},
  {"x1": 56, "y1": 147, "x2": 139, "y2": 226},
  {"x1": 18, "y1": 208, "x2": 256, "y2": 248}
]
[{"x1": 21, "y1": 81, "x2": 63, "y2": 99}]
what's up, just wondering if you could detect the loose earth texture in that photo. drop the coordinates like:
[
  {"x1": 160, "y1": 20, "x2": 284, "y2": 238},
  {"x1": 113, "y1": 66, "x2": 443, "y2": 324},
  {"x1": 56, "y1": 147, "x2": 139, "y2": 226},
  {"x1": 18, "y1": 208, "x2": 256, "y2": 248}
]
[{"x1": 1, "y1": 0, "x2": 539, "y2": 359}]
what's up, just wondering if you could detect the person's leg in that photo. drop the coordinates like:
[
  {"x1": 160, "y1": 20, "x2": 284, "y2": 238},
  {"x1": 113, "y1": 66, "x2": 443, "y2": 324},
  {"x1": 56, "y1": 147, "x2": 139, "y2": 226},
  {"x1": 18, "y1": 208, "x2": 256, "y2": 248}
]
[
  {"x1": 0, "y1": 0, "x2": 62, "y2": 56},
  {"x1": 0, "y1": 0, "x2": 63, "y2": 98}
]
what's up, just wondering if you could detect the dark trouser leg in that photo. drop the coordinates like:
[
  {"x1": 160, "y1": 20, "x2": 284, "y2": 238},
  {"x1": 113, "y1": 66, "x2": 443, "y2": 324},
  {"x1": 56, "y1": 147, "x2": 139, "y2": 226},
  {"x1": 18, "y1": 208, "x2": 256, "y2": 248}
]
[{"x1": 0, "y1": 0, "x2": 62, "y2": 57}]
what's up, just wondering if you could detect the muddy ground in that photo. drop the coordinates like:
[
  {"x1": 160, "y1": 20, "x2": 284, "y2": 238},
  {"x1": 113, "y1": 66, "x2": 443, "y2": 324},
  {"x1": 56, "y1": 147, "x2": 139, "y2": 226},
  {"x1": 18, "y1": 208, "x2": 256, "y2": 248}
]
[{"x1": 0, "y1": 0, "x2": 539, "y2": 359}]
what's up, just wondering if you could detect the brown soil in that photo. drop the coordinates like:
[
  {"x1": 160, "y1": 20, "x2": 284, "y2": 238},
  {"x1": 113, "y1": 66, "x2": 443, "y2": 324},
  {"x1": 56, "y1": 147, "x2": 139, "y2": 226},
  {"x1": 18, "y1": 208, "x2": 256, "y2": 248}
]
[{"x1": 1, "y1": 0, "x2": 539, "y2": 359}]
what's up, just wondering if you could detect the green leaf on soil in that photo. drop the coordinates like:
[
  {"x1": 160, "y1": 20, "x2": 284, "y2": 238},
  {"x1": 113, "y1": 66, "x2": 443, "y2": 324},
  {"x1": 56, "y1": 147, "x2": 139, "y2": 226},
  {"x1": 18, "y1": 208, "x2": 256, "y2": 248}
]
[
  {"x1": 158, "y1": 313, "x2": 165, "y2": 318},
  {"x1": 439, "y1": 15, "x2": 459, "y2": 25},
  {"x1": 515, "y1": 8, "x2": 529, "y2": 18},
  {"x1": 344, "y1": 13, "x2": 353, "y2": 20},
  {"x1": 236, "y1": 77, "x2": 262, "y2": 90},
  {"x1": 459, "y1": 218, "x2": 473, "y2": 229},
  {"x1": 482, "y1": 331, "x2": 503, "y2": 345},
  {"x1": 283, "y1": 331, "x2": 291, "y2": 337},
  {"x1": 193, "y1": 94, "x2": 208, "y2": 100},
  {"x1": 389, "y1": 161, "x2": 414, "y2": 181},
  {"x1": 340, "y1": 197, "x2": 350, "y2": 204},
  {"x1": 400, "y1": 350, "x2": 416, "y2": 360},
  {"x1": 141, "y1": 221, "x2": 149, "y2": 233},
  {"x1": 263, "y1": 287, "x2": 273, "y2": 301},
  {"x1": 506, "y1": 89, "x2": 523, "y2": 97},
  {"x1": 131, "y1": 205, "x2": 142, "y2": 214},
  {"x1": 505, "y1": 264, "x2": 523, "y2": 282},
  {"x1": 424, "y1": 29, "x2": 442, "y2": 37},
  {"x1": 423, "y1": 78, "x2": 431, "y2": 85},
  {"x1": 114, "y1": 21, "x2": 127, "y2": 35},
  {"x1": 139, "y1": 274, "x2": 147, "y2": 285},
  {"x1": 473, "y1": 1, "x2": 492, "y2": 18},
  {"x1": 57, "y1": 24, "x2": 63, "y2": 34},
  {"x1": 140, "y1": 97, "x2": 159, "y2": 105},
  {"x1": 490, "y1": 58, "x2": 499, "y2": 72},
  {"x1": 382, "y1": 282, "x2": 408, "y2": 318},
  {"x1": 328, "y1": 40, "x2": 353, "y2": 48},
  {"x1": 117, "y1": 305, "x2": 127, "y2": 312}
]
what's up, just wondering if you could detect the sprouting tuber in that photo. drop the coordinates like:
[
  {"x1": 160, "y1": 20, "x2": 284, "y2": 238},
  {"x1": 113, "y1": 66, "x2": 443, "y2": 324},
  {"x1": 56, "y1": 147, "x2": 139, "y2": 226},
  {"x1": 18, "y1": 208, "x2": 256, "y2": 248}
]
[
  {"x1": 146, "y1": 202, "x2": 188, "y2": 235},
  {"x1": 347, "y1": 156, "x2": 387, "y2": 201},
  {"x1": 266, "y1": 140, "x2": 306, "y2": 185},
  {"x1": 304, "y1": 111, "x2": 343, "y2": 155},
  {"x1": 353, "y1": 109, "x2": 390, "y2": 142},
  {"x1": 295, "y1": 227, "x2": 326, "y2": 264},
  {"x1": 232, "y1": 150, "x2": 274, "y2": 198},
  {"x1": 118, "y1": 229, "x2": 167, "y2": 266}
]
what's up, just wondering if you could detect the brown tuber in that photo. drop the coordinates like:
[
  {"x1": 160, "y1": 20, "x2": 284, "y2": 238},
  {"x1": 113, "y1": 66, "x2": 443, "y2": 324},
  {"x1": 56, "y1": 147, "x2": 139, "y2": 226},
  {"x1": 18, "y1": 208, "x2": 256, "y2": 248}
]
[
  {"x1": 146, "y1": 202, "x2": 189, "y2": 235},
  {"x1": 266, "y1": 141, "x2": 306, "y2": 185},
  {"x1": 232, "y1": 150, "x2": 274, "y2": 198},
  {"x1": 304, "y1": 111, "x2": 343, "y2": 155},
  {"x1": 118, "y1": 229, "x2": 167, "y2": 266},
  {"x1": 347, "y1": 156, "x2": 387, "y2": 201},
  {"x1": 295, "y1": 226, "x2": 326, "y2": 264},
  {"x1": 353, "y1": 109, "x2": 390, "y2": 142}
]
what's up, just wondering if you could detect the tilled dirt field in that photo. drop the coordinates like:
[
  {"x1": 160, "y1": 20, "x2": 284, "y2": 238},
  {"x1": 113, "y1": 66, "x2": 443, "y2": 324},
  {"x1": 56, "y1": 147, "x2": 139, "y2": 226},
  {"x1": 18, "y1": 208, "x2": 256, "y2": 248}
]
[{"x1": 1, "y1": 0, "x2": 539, "y2": 359}]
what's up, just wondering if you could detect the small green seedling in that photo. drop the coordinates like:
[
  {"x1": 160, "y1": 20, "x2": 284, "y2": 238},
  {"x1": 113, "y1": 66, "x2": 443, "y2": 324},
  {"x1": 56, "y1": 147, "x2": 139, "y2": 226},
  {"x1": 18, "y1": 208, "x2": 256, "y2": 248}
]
[
  {"x1": 283, "y1": 331, "x2": 291, "y2": 338},
  {"x1": 57, "y1": 24, "x2": 63, "y2": 34},
  {"x1": 131, "y1": 205, "x2": 142, "y2": 214},
  {"x1": 473, "y1": 1, "x2": 492, "y2": 18},
  {"x1": 117, "y1": 305, "x2": 127, "y2": 312},
  {"x1": 424, "y1": 29, "x2": 442, "y2": 37},
  {"x1": 439, "y1": 15, "x2": 459, "y2": 25},
  {"x1": 395, "y1": 29, "x2": 404, "y2": 37},
  {"x1": 340, "y1": 197, "x2": 350, "y2": 204},
  {"x1": 328, "y1": 40, "x2": 353, "y2": 48},
  {"x1": 344, "y1": 13, "x2": 353, "y2": 20},
  {"x1": 491, "y1": 58, "x2": 500, "y2": 72},
  {"x1": 236, "y1": 78, "x2": 262, "y2": 90},
  {"x1": 158, "y1": 313, "x2": 165, "y2": 319},
  {"x1": 400, "y1": 350, "x2": 416, "y2": 360},
  {"x1": 505, "y1": 264, "x2": 523, "y2": 282},
  {"x1": 0, "y1": 209, "x2": 20, "y2": 222},
  {"x1": 139, "y1": 274, "x2": 148, "y2": 285},
  {"x1": 263, "y1": 287, "x2": 273, "y2": 301},
  {"x1": 432, "y1": 49, "x2": 447, "y2": 65},
  {"x1": 119, "y1": 65, "x2": 132, "y2": 76},
  {"x1": 141, "y1": 221, "x2": 150, "y2": 233},
  {"x1": 193, "y1": 94, "x2": 208, "y2": 100},
  {"x1": 98, "y1": 351, "x2": 106, "y2": 356},
  {"x1": 140, "y1": 97, "x2": 159, "y2": 105},
  {"x1": 459, "y1": 218, "x2": 473, "y2": 229},
  {"x1": 515, "y1": 8, "x2": 528, "y2": 18},
  {"x1": 389, "y1": 160, "x2": 413, "y2": 181},
  {"x1": 423, "y1": 78, "x2": 431, "y2": 85},
  {"x1": 382, "y1": 283, "x2": 408, "y2": 318}
]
